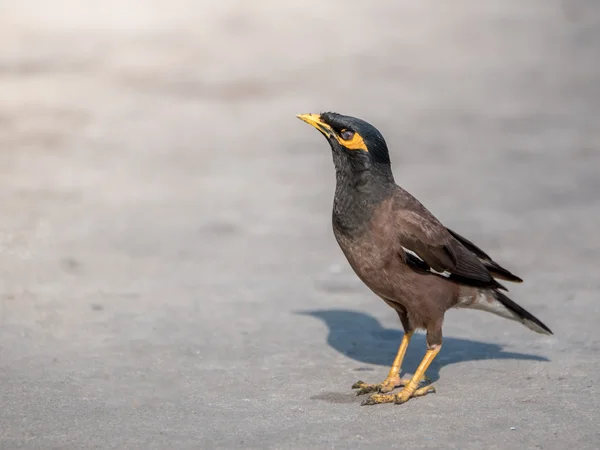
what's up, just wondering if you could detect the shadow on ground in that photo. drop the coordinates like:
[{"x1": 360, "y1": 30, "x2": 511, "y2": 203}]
[{"x1": 298, "y1": 309, "x2": 549, "y2": 385}]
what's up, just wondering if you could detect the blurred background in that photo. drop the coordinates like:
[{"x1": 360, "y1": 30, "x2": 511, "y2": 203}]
[{"x1": 1, "y1": 1, "x2": 599, "y2": 448}]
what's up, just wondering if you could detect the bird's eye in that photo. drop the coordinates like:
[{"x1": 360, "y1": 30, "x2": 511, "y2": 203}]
[{"x1": 340, "y1": 129, "x2": 355, "y2": 141}]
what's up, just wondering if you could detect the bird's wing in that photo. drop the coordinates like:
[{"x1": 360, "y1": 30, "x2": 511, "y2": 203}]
[
  {"x1": 445, "y1": 227, "x2": 523, "y2": 283},
  {"x1": 395, "y1": 209, "x2": 503, "y2": 289}
]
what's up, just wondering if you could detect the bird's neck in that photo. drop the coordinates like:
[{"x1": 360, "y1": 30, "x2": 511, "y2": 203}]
[{"x1": 332, "y1": 164, "x2": 395, "y2": 237}]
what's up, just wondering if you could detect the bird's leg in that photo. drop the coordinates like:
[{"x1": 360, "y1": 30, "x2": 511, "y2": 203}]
[
  {"x1": 362, "y1": 344, "x2": 440, "y2": 405},
  {"x1": 353, "y1": 331, "x2": 414, "y2": 395},
  {"x1": 362, "y1": 323, "x2": 443, "y2": 406}
]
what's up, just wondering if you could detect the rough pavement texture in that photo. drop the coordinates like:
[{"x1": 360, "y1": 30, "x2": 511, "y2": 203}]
[{"x1": 1, "y1": 1, "x2": 599, "y2": 449}]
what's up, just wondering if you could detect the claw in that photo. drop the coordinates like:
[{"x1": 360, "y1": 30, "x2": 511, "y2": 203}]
[
  {"x1": 361, "y1": 395, "x2": 378, "y2": 406},
  {"x1": 355, "y1": 384, "x2": 380, "y2": 396},
  {"x1": 351, "y1": 380, "x2": 365, "y2": 389},
  {"x1": 361, "y1": 393, "x2": 396, "y2": 406}
]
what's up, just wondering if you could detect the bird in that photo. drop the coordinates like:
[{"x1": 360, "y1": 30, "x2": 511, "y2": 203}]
[{"x1": 296, "y1": 112, "x2": 552, "y2": 406}]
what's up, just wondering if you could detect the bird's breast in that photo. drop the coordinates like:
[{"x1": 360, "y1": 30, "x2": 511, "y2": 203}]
[{"x1": 333, "y1": 223, "x2": 399, "y2": 292}]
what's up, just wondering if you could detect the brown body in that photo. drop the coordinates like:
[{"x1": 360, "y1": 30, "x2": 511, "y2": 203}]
[{"x1": 334, "y1": 194, "x2": 456, "y2": 345}]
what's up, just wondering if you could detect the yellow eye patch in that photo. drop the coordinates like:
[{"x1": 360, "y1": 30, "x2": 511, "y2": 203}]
[{"x1": 336, "y1": 130, "x2": 368, "y2": 152}]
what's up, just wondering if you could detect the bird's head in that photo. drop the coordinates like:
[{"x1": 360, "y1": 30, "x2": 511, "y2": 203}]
[{"x1": 296, "y1": 112, "x2": 393, "y2": 180}]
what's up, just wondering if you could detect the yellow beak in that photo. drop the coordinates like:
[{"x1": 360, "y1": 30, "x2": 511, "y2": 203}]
[{"x1": 296, "y1": 113, "x2": 334, "y2": 137}]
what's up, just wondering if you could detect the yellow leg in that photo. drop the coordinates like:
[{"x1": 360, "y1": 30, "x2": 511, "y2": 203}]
[
  {"x1": 388, "y1": 331, "x2": 413, "y2": 378},
  {"x1": 362, "y1": 345, "x2": 440, "y2": 406},
  {"x1": 352, "y1": 332, "x2": 413, "y2": 395}
]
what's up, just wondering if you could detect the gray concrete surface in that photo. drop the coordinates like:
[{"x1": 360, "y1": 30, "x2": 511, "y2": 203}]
[{"x1": 1, "y1": 0, "x2": 599, "y2": 448}]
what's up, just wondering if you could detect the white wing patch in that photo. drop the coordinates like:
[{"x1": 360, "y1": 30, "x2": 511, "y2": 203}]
[
  {"x1": 401, "y1": 246, "x2": 451, "y2": 278},
  {"x1": 430, "y1": 268, "x2": 451, "y2": 278},
  {"x1": 401, "y1": 246, "x2": 422, "y2": 261}
]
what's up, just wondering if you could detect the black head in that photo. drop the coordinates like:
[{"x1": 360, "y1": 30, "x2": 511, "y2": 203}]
[{"x1": 296, "y1": 112, "x2": 393, "y2": 180}]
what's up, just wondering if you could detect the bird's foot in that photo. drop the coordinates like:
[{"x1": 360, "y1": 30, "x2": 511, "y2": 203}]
[
  {"x1": 361, "y1": 384, "x2": 436, "y2": 406},
  {"x1": 352, "y1": 374, "x2": 429, "y2": 396},
  {"x1": 352, "y1": 375, "x2": 410, "y2": 395}
]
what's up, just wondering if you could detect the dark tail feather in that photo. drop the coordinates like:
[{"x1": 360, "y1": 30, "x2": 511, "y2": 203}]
[{"x1": 494, "y1": 291, "x2": 553, "y2": 335}]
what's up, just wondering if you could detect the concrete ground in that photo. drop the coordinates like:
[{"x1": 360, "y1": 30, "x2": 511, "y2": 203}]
[{"x1": 1, "y1": 0, "x2": 599, "y2": 448}]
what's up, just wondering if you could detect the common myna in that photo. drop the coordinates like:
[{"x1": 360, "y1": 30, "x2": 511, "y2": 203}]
[{"x1": 297, "y1": 112, "x2": 552, "y2": 406}]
